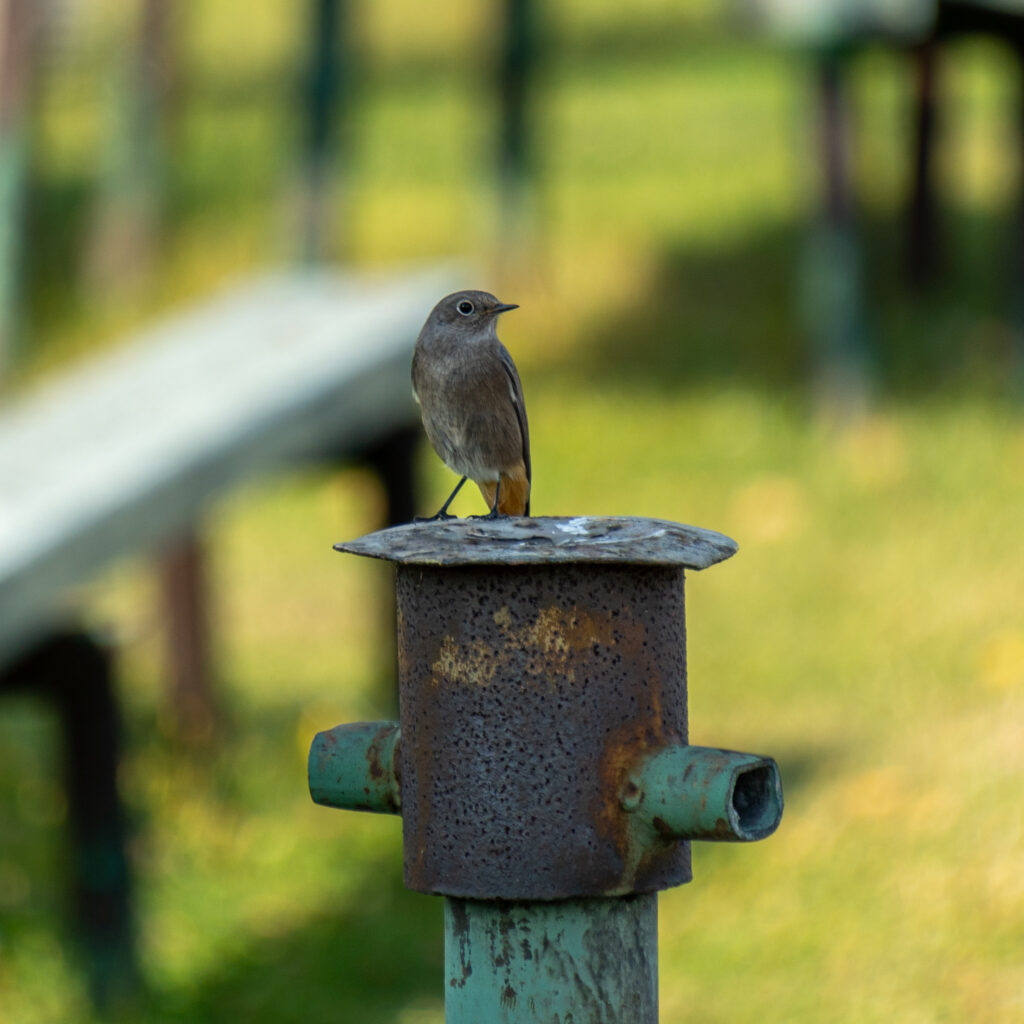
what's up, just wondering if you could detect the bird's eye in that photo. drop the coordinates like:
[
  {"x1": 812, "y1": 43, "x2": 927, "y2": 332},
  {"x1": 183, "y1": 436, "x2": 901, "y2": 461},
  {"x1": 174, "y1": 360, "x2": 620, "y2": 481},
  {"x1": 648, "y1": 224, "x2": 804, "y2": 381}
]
[{"x1": 457, "y1": 300, "x2": 474, "y2": 316}]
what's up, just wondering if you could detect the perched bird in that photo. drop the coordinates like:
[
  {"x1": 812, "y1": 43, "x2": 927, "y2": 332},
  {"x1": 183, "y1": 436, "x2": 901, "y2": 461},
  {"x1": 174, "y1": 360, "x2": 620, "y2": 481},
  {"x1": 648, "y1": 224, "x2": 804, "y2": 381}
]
[{"x1": 412, "y1": 290, "x2": 531, "y2": 519}]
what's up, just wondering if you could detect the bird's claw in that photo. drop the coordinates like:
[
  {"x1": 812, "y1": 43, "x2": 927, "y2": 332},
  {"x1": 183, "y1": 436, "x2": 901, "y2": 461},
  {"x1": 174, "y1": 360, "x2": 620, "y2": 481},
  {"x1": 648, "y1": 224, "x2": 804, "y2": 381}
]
[{"x1": 469, "y1": 507, "x2": 507, "y2": 521}]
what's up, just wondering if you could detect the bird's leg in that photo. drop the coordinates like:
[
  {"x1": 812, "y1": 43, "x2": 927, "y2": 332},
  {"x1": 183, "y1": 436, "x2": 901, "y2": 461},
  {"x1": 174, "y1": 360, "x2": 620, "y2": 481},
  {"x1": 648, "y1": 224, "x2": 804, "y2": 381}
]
[
  {"x1": 471, "y1": 478, "x2": 507, "y2": 520},
  {"x1": 414, "y1": 476, "x2": 467, "y2": 523}
]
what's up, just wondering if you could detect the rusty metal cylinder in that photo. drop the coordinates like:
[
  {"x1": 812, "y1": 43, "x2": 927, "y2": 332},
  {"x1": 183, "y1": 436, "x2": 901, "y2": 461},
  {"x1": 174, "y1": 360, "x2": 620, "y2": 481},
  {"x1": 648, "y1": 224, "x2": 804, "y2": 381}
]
[
  {"x1": 337, "y1": 517, "x2": 739, "y2": 901},
  {"x1": 318, "y1": 516, "x2": 781, "y2": 1024},
  {"x1": 396, "y1": 560, "x2": 689, "y2": 899}
]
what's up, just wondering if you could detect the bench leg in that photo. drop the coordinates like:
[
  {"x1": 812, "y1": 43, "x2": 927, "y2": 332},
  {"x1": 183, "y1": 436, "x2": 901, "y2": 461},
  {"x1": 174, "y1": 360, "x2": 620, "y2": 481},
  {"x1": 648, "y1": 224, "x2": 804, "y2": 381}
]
[
  {"x1": 803, "y1": 54, "x2": 872, "y2": 411},
  {"x1": 362, "y1": 425, "x2": 420, "y2": 528},
  {"x1": 358, "y1": 426, "x2": 420, "y2": 709},
  {"x1": 157, "y1": 529, "x2": 217, "y2": 742},
  {"x1": 0, "y1": 0, "x2": 44, "y2": 375},
  {"x1": 1012, "y1": 41, "x2": 1024, "y2": 388},
  {"x1": 906, "y1": 39, "x2": 940, "y2": 290},
  {"x1": 0, "y1": 629, "x2": 138, "y2": 1008},
  {"x1": 155, "y1": 428, "x2": 417, "y2": 738}
]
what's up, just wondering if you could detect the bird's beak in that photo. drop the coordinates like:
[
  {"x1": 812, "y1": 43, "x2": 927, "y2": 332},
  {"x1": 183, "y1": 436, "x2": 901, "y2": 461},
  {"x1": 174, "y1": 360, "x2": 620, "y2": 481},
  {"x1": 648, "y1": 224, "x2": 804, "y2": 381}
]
[{"x1": 491, "y1": 303, "x2": 519, "y2": 315}]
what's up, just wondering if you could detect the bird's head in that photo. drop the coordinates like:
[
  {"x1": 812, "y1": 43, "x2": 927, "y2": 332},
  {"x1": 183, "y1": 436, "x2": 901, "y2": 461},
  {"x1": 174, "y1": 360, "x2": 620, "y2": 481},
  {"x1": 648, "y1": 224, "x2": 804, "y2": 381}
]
[{"x1": 423, "y1": 290, "x2": 519, "y2": 339}]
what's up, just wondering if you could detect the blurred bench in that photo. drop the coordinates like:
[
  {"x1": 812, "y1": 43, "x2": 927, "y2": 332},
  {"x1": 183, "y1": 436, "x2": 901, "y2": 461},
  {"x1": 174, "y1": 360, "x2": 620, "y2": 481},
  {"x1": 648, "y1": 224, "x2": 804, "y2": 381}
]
[
  {"x1": 745, "y1": 0, "x2": 1024, "y2": 401},
  {"x1": 0, "y1": 264, "x2": 454, "y2": 1001}
]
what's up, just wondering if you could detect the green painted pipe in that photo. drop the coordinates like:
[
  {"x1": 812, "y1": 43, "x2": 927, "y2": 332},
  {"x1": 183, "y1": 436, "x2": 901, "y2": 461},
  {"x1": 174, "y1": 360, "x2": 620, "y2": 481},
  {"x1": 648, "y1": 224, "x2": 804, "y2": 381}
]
[
  {"x1": 446, "y1": 894, "x2": 657, "y2": 1023},
  {"x1": 0, "y1": 128, "x2": 28, "y2": 374},
  {"x1": 624, "y1": 745, "x2": 782, "y2": 842},
  {"x1": 308, "y1": 721, "x2": 400, "y2": 814}
]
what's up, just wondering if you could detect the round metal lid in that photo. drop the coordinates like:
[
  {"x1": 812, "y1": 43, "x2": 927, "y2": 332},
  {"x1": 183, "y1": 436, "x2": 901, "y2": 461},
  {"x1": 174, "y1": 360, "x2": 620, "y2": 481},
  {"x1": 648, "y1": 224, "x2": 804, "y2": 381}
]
[{"x1": 334, "y1": 515, "x2": 737, "y2": 569}]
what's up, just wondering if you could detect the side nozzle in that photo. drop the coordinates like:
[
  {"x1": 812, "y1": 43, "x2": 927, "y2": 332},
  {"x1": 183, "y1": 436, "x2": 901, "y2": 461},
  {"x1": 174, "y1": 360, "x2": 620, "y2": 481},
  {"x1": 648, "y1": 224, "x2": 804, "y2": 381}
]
[
  {"x1": 308, "y1": 721, "x2": 401, "y2": 814},
  {"x1": 624, "y1": 745, "x2": 783, "y2": 842}
]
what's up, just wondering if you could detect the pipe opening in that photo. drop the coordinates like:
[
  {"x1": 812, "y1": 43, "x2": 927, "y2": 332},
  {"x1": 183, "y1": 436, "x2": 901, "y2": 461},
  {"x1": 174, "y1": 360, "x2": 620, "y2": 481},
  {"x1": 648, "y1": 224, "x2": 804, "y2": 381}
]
[{"x1": 731, "y1": 763, "x2": 782, "y2": 840}]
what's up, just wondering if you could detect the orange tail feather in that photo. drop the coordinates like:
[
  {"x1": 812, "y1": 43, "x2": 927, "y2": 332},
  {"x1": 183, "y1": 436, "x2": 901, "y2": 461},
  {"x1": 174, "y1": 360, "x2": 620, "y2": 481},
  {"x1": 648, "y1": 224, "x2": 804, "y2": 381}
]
[{"x1": 477, "y1": 464, "x2": 530, "y2": 516}]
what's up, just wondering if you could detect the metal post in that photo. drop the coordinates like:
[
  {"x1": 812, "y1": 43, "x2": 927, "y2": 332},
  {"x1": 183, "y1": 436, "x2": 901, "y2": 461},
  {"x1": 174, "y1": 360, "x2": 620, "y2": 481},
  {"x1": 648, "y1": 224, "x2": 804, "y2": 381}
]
[
  {"x1": 357, "y1": 425, "x2": 421, "y2": 708},
  {"x1": 300, "y1": 0, "x2": 347, "y2": 263},
  {"x1": 803, "y1": 53, "x2": 872, "y2": 411},
  {"x1": 0, "y1": 0, "x2": 42, "y2": 377},
  {"x1": 497, "y1": 0, "x2": 535, "y2": 229},
  {"x1": 157, "y1": 529, "x2": 218, "y2": 742},
  {"x1": 1014, "y1": 39, "x2": 1024, "y2": 391},
  {"x1": 906, "y1": 39, "x2": 939, "y2": 290},
  {"x1": 446, "y1": 895, "x2": 658, "y2": 1021},
  {"x1": 0, "y1": 629, "x2": 138, "y2": 1008},
  {"x1": 84, "y1": 0, "x2": 174, "y2": 294},
  {"x1": 309, "y1": 516, "x2": 783, "y2": 1022}
]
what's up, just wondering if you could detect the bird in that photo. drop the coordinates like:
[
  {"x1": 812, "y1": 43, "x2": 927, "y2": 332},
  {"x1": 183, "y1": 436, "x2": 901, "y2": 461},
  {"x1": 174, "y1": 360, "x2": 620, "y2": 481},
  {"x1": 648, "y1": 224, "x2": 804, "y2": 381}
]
[{"x1": 411, "y1": 289, "x2": 531, "y2": 520}]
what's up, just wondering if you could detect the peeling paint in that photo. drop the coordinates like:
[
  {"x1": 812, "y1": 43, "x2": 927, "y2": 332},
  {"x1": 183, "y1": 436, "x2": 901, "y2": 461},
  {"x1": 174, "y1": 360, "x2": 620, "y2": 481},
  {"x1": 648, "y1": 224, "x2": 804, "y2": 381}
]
[
  {"x1": 445, "y1": 896, "x2": 658, "y2": 1023},
  {"x1": 431, "y1": 635, "x2": 500, "y2": 687}
]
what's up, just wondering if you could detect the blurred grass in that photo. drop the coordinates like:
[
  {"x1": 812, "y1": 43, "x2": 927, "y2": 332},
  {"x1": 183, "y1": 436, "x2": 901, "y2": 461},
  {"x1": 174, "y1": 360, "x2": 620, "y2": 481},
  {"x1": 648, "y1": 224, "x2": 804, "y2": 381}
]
[{"x1": 2, "y1": 1, "x2": 1024, "y2": 1022}]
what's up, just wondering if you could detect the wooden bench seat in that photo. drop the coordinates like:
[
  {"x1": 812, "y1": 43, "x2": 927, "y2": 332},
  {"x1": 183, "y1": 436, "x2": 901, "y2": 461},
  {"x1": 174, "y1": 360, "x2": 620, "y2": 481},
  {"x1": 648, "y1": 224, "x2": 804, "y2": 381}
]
[{"x1": 0, "y1": 265, "x2": 455, "y2": 663}]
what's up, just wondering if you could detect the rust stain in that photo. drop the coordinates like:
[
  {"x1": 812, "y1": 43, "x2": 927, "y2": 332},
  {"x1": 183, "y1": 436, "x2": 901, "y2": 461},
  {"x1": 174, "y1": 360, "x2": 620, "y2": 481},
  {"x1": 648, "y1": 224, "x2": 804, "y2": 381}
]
[
  {"x1": 651, "y1": 816, "x2": 674, "y2": 840},
  {"x1": 366, "y1": 737, "x2": 385, "y2": 780},
  {"x1": 449, "y1": 898, "x2": 470, "y2": 938},
  {"x1": 363, "y1": 725, "x2": 400, "y2": 812},
  {"x1": 396, "y1": 603, "x2": 410, "y2": 679},
  {"x1": 448, "y1": 899, "x2": 473, "y2": 989},
  {"x1": 391, "y1": 738, "x2": 402, "y2": 793},
  {"x1": 595, "y1": 621, "x2": 667, "y2": 828},
  {"x1": 517, "y1": 605, "x2": 620, "y2": 684},
  {"x1": 658, "y1": 814, "x2": 736, "y2": 841},
  {"x1": 429, "y1": 603, "x2": 622, "y2": 691},
  {"x1": 596, "y1": 720, "x2": 679, "y2": 893},
  {"x1": 431, "y1": 635, "x2": 499, "y2": 687},
  {"x1": 619, "y1": 779, "x2": 643, "y2": 811},
  {"x1": 591, "y1": 611, "x2": 683, "y2": 892}
]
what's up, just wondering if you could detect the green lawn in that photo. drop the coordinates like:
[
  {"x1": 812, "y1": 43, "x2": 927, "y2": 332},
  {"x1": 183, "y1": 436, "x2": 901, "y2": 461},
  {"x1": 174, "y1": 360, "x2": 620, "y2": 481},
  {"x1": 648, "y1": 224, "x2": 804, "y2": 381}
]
[{"x1": 2, "y1": 2, "x2": 1023, "y2": 1021}]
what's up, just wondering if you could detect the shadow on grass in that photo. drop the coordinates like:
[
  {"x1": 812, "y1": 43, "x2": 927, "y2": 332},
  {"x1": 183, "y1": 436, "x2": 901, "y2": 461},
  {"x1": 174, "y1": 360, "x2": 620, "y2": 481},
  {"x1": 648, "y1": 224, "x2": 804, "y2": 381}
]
[
  {"x1": 24, "y1": 175, "x2": 96, "y2": 336},
  {"x1": 141, "y1": 860, "x2": 442, "y2": 1024},
  {"x1": 566, "y1": 204, "x2": 1023, "y2": 400},
  {"x1": 771, "y1": 744, "x2": 839, "y2": 802}
]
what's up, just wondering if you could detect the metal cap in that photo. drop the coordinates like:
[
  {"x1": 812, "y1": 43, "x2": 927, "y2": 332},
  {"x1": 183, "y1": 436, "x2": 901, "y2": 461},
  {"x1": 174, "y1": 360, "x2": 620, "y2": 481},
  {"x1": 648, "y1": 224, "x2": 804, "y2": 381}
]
[{"x1": 334, "y1": 515, "x2": 737, "y2": 569}]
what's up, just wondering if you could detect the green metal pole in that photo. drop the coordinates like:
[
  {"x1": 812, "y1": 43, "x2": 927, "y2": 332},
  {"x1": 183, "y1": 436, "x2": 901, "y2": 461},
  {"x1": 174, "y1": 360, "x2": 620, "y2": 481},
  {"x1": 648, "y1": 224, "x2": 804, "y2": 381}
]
[
  {"x1": 0, "y1": 0, "x2": 40, "y2": 378},
  {"x1": 803, "y1": 53, "x2": 873, "y2": 409},
  {"x1": 0, "y1": 126, "x2": 27, "y2": 376},
  {"x1": 445, "y1": 895, "x2": 657, "y2": 1024},
  {"x1": 495, "y1": 0, "x2": 538, "y2": 264},
  {"x1": 300, "y1": 0, "x2": 348, "y2": 263}
]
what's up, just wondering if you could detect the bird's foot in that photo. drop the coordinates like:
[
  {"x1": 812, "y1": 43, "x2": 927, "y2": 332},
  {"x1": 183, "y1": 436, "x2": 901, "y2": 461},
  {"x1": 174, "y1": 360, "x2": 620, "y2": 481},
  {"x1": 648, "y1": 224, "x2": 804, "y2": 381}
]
[
  {"x1": 469, "y1": 507, "x2": 507, "y2": 521},
  {"x1": 413, "y1": 511, "x2": 458, "y2": 524}
]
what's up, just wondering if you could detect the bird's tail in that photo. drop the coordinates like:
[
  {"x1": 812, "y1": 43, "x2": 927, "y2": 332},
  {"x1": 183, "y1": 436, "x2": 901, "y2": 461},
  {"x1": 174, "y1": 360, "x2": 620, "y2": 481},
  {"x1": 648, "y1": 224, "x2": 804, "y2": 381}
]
[{"x1": 477, "y1": 466, "x2": 530, "y2": 516}]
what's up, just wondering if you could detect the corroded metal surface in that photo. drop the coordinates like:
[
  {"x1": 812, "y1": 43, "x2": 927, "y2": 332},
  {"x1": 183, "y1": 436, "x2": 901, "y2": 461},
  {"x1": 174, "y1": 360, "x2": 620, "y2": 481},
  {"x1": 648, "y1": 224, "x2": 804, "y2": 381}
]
[
  {"x1": 626, "y1": 745, "x2": 783, "y2": 843},
  {"x1": 308, "y1": 721, "x2": 402, "y2": 814},
  {"x1": 396, "y1": 562, "x2": 691, "y2": 899},
  {"x1": 445, "y1": 894, "x2": 658, "y2": 1023},
  {"x1": 334, "y1": 515, "x2": 737, "y2": 569}
]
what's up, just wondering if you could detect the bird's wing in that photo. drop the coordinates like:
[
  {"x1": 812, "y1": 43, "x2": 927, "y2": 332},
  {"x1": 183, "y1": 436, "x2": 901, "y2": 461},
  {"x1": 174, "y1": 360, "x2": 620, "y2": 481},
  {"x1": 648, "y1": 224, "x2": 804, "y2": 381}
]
[
  {"x1": 498, "y1": 344, "x2": 531, "y2": 486},
  {"x1": 410, "y1": 345, "x2": 423, "y2": 401}
]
